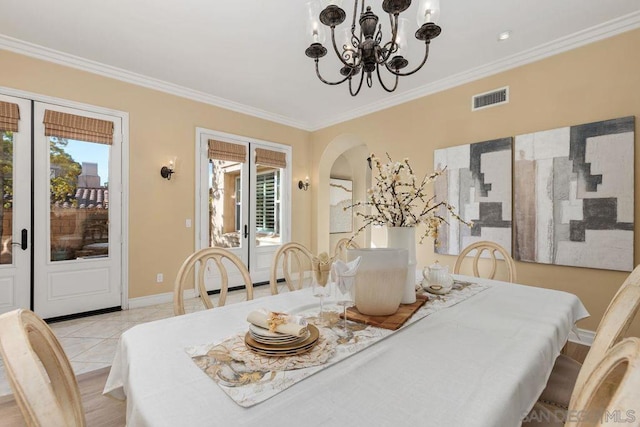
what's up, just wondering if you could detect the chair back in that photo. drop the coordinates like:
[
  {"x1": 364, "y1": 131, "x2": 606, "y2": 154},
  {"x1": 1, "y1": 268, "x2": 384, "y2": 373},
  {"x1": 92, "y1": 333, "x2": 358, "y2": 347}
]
[
  {"x1": 0, "y1": 309, "x2": 85, "y2": 426},
  {"x1": 333, "y1": 238, "x2": 360, "y2": 261},
  {"x1": 570, "y1": 265, "x2": 640, "y2": 408},
  {"x1": 270, "y1": 242, "x2": 314, "y2": 294},
  {"x1": 173, "y1": 247, "x2": 253, "y2": 316},
  {"x1": 567, "y1": 337, "x2": 640, "y2": 427},
  {"x1": 453, "y1": 240, "x2": 517, "y2": 282}
]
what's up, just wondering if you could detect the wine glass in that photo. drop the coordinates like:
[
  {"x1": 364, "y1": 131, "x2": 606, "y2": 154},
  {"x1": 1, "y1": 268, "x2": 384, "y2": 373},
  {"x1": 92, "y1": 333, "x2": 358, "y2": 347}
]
[
  {"x1": 312, "y1": 270, "x2": 331, "y2": 324},
  {"x1": 335, "y1": 274, "x2": 355, "y2": 330}
]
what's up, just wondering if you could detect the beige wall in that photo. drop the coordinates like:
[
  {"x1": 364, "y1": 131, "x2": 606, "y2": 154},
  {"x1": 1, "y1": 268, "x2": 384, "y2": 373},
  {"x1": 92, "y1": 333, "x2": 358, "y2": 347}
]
[
  {"x1": 311, "y1": 29, "x2": 640, "y2": 335},
  {"x1": 0, "y1": 50, "x2": 312, "y2": 299}
]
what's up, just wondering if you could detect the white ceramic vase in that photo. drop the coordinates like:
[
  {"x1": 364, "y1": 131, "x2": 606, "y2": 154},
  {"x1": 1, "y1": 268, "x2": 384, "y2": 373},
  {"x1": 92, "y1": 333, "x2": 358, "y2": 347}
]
[
  {"x1": 386, "y1": 226, "x2": 417, "y2": 304},
  {"x1": 346, "y1": 248, "x2": 407, "y2": 316}
]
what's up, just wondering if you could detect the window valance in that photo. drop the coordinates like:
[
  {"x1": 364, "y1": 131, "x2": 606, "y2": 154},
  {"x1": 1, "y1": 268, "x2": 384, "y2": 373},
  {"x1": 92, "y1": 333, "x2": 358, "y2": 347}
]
[
  {"x1": 0, "y1": 101, "x2": 20, "y2": 133},
  {"x1": 208, "y1": 140, "x2": 247, "y2": 163},
  {"x1": 255, "y1": 148, "x2": 286, "y2": 168},
  {"x1": 43, "y1": 110, "x2": 114, "y2": 145}
]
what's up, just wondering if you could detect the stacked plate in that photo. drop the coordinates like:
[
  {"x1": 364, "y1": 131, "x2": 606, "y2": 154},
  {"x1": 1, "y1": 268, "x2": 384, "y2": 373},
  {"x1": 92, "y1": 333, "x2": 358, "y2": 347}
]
[{"x1": 245, "y1": 324, "x2": 319, "y2": 357}]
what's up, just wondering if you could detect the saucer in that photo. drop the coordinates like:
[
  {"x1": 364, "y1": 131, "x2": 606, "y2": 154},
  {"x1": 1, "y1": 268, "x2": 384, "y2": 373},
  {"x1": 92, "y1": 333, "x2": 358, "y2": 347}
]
[{"x1": 422, "y1": 280, "x2": 451, "y2": 295}]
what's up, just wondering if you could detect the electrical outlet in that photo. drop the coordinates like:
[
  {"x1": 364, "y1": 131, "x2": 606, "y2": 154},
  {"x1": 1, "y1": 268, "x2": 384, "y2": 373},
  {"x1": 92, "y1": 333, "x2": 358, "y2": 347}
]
[
  {"x1": 185, "y1": 218, "x2": 192, "y2": 228},
  {"x1": 156, "y1": 273, "x2": 163, "y2": 283}
]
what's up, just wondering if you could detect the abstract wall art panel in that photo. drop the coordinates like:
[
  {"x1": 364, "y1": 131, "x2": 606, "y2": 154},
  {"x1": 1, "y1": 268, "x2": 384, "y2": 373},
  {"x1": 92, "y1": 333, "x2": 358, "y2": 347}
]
[
  {"x1": 329, "y1": 178, "x2": 353, "y2": 233},
  {"x1": 434, "y1": 138, "x2": 512, "y2": 255},
  {"x1": 514, "y1": 116, "x2": 635, "y2": 271}
]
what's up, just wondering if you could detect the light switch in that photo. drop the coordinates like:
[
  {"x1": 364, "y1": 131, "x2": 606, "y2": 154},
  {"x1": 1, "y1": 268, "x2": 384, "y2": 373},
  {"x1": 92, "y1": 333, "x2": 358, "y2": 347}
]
[{"x1": 186, "y1": 219, "x2": 192, "y2": 228}]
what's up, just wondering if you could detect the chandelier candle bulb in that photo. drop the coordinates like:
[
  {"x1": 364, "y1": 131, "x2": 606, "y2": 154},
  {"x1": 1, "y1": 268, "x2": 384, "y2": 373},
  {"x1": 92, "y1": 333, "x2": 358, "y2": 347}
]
[
  {"x1": 417, "y1": 0, "x2": 440, "y2": 25},
  {"x1": 306, "y1": 1, "x2": 326, "y2": 45}
]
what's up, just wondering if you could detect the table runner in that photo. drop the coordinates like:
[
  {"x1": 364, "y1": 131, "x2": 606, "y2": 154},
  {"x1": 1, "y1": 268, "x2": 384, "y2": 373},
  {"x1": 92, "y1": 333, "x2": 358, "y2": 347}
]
[{"x1": 185, "y1": 281, "x2": 489, "y2": 407}]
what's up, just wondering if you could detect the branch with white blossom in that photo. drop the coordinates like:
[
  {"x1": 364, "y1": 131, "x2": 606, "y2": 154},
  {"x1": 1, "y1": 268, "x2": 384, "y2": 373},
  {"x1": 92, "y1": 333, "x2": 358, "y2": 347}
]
[{"x1": 344, "y1": 153, "x2": 470, "y2": 245}]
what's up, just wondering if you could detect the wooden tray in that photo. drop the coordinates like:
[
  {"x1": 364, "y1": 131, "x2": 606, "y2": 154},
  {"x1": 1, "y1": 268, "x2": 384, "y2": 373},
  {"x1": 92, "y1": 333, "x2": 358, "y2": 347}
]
[{"x1": 339, "y1": 294, "x2": 429, "y2": 330}]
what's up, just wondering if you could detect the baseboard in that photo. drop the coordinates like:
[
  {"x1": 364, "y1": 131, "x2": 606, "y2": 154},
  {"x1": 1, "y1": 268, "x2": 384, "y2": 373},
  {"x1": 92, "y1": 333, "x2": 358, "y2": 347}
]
[
  {"x1": 568, "y1": 328, "x2": 595, "y2": 346},
  {"x1": 128, "y1": 289, "x2": 197, "y2": 309}
]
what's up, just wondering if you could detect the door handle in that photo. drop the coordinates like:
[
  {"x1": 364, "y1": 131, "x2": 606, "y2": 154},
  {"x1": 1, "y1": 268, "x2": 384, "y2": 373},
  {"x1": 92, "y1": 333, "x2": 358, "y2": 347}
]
[
  {"x1": 243, "y1": 225, "x2": 249, "y2": 239},
  {"x1": 10, "y1": 229, "x2": 28, "y2": 250}
]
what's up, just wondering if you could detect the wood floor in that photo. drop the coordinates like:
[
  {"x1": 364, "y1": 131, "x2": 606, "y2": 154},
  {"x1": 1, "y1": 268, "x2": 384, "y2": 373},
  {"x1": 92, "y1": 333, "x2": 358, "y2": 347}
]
[{"x1": 0, "y1": 367, "x2": 125, "y2": 427}]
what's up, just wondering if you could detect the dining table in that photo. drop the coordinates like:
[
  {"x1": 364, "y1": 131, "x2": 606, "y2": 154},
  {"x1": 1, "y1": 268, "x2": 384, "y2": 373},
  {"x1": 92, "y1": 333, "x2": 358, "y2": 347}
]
[{"x1": 103, "y1": 275, "x2": 589, "y2": 427}]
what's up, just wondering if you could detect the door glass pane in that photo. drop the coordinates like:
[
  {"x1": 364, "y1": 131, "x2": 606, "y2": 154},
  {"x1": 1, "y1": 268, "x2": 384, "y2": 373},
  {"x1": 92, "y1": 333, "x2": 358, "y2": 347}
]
[
  {"x1": 255, "y1": 165, "x2": 282, "y2": 246},
  {"x1": 0, "y1": 130, "x2": 14, "y2": 265},
  {"x1": 209, "y1": 159, "x2": 242, "y2": 248},
  {"x1": 49, "y1": 137, "x2": 110, "y2": 261}
]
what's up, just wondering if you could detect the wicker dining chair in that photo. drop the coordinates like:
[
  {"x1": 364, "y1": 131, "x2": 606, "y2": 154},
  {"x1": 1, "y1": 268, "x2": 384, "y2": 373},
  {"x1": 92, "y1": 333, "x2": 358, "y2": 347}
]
[
  {"x1": 524, "y1": 337, "x2": 640, "y2": 427},
  {"x1": 537, "y1": 264, "x2": 640, "y2": 413},
  {"x1": 333, "y1": 238, "x2": 360, "y2": 261},
  {"x1": 173, "y1": 247, "x2": 253, "y2": 316},
  {"x1": 0, "y1": 308, "x2": 123, "y2": 426},
  {"x1": 269, "y1": 242, "x2": 314, "y2": 295},
  {"x1": 453, "y1": 240, "x2": 517, "y2": 283}
]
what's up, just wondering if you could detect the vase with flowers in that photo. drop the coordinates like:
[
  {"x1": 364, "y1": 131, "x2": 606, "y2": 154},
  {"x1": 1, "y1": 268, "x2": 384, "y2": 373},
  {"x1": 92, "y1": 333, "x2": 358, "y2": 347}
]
[{"x1": 348, "y1": 153, "x2": 469, "y2": 304}]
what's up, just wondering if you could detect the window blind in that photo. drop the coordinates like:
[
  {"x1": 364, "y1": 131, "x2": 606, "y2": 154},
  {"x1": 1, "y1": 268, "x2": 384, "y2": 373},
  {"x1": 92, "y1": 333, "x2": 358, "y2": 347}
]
[
  {"x1": 43, "y1": 110, "x2": 114, "y2": 145},
  {"x1": 0, "y1": 101, "x2": 20, "y2": 133},
  {"x1": 255, "y1": 148, "x2": 286, "y2": 168},
  {"x1": 208, "y1": 140, "x2": 247, "y2": 163}
]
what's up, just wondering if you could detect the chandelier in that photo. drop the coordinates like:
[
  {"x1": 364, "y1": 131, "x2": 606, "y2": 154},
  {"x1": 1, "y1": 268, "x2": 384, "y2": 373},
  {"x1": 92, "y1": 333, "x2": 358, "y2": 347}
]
[{"x1": 304, "y1": 0, "x2": 441, "y2": 96}]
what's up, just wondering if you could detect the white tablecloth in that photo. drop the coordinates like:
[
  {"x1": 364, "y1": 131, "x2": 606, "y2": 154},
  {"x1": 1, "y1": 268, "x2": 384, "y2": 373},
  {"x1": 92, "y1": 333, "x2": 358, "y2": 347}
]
[{"x1": 104, "y1": 276, "x2": 588, "y2": 427}]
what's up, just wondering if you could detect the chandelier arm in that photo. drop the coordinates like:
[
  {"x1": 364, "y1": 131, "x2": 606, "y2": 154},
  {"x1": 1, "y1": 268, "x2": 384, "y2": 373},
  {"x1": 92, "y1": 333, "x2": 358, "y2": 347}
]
[
  {"x1": 376, "y1": 64, "x2": 399, "y2": 92},
  {"x1": 377, "y1": 13, "x2": 399, "y2": 64},
  {"x1": 330, "y1": 26, "x2": 361, "y2": 68},
  {"x1": 349, "y1": 69, "x2": 366, "y2": 96},
  {"x1": 385, "y1": 42, "x2": 431, "y2": 77},
  {"x1": 314, "y1": 60, "x2": 352, "y2": 86}
]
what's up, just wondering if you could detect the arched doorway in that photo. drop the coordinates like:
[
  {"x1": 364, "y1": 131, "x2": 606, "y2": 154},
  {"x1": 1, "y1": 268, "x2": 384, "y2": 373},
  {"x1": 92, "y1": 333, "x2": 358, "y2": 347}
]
[{"x1": 316, "y1": 134, "x2": 370, "y2": 254}]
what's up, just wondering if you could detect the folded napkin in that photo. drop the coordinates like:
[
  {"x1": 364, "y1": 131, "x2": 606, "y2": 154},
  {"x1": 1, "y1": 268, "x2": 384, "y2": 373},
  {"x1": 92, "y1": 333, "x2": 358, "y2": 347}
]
[
  {"x1": 246, "y1": 309, "x2": 308, "y2": 337},
  {"x1": 312, "y1": 252, "x2": 334, "y2": 286},
  {"x1": 330, "y1": 256, "x2": 361, "y2": 293}
]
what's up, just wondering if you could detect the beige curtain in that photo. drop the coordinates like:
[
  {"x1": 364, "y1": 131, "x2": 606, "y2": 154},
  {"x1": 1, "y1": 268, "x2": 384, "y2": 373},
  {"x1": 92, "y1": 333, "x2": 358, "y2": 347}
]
[
  {"x1": 208, "y1": 139, "x2": 247, "y2": 163},
  {"x1": 43, "y1": 110, "x2": 114, "y2": 145},
  {"x1": 0, "y1": 101, "x2": 20, "y2": 133},
  {"x1": 255, "y1": 148, "x2": 286, "y2": 168}
]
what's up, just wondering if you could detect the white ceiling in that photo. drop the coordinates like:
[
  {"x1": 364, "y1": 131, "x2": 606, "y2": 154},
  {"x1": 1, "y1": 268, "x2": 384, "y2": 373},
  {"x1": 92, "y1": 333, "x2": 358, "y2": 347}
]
[{"x1": 1, "y1": 0, "x2": 639, "y2": 130}]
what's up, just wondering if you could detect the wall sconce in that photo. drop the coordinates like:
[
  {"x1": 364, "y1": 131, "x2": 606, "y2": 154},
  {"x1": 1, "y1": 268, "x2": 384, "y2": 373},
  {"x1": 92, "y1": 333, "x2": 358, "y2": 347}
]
[
  {"x1": 160, "y1": 158, "x2": 176, "y2": 180},
  {"x1": 298, "y1": 176, "x2": 310, "y2": 191}
]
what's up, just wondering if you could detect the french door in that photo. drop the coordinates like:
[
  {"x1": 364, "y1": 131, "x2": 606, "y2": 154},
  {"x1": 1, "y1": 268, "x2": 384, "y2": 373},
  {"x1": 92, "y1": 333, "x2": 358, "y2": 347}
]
[
  {"x1": 196, "y1": 129, "x2": 291, "y2": 290},
  {"x1": 0, "y1": 94, "x2": 31, "y2": 314},
  {"x1": 0, "y1": 93, "x2": 124, "y2": 319}
]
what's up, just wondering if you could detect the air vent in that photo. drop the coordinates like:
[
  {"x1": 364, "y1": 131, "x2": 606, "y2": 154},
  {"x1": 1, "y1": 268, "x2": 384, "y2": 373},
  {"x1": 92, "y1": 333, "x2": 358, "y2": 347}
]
[{"x1": 472, "y1": 86, "x2": 509, "y2": 111}]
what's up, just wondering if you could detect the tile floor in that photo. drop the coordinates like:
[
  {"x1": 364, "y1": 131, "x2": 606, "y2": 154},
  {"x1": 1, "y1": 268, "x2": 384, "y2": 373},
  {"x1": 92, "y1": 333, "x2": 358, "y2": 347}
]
[{"x1": 0, "y1": 285, "x2": 273, "y2": 397}]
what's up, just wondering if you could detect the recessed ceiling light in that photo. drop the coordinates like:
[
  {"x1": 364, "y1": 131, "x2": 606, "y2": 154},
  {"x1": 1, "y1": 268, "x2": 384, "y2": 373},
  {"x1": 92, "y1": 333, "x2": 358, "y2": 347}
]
[{"x1": 498, "y1": 30, "x2": 512, "y2": 41}]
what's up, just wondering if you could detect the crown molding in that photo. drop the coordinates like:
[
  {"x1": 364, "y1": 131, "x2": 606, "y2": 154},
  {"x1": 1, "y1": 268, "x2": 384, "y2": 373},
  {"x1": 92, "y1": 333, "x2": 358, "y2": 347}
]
[
  {"x1": 0, "y1": 34, "x2": 311, "y2": 131},
  {"x1": 1, "y1": 10, "x2": 639, "y2": 133},
  {"x1": 309, "y1": 10, "x2": 640, "y2": 131}
]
